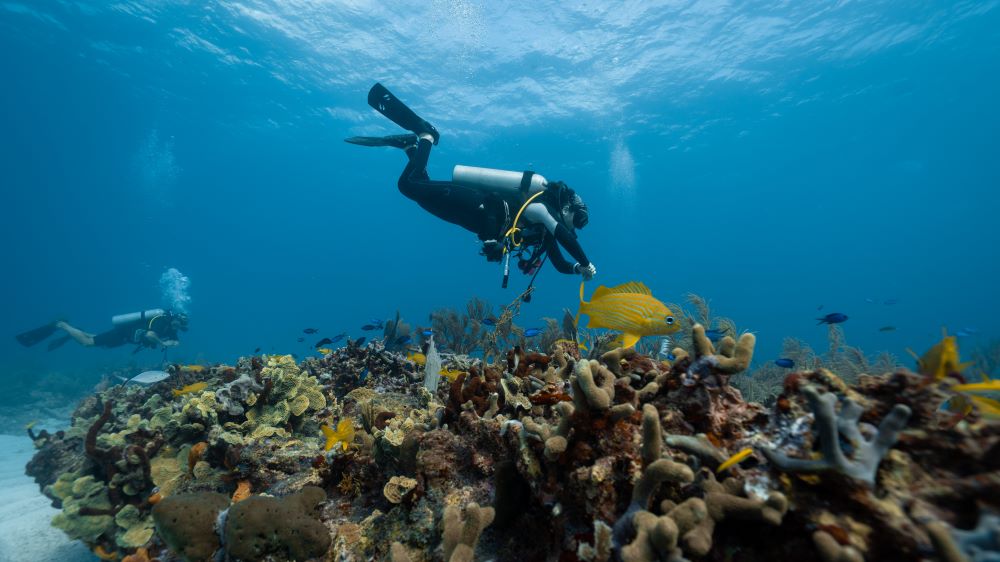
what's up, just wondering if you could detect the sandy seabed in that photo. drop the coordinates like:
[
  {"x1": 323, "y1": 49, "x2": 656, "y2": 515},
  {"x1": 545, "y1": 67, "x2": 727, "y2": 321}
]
[{"x1": 0, "y1": 434, "x2": 95, "y2": 562}]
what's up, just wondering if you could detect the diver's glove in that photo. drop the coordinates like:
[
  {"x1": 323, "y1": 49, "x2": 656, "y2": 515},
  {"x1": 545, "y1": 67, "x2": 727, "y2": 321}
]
[{"x1": 574, "y1": 262, "x2": 596, "y2": 280}]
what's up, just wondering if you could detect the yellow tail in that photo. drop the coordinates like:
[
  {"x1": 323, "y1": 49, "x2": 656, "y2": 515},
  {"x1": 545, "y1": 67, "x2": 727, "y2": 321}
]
[{"x1": 575, "y1": 282, "x2": 588, "y2": 327}]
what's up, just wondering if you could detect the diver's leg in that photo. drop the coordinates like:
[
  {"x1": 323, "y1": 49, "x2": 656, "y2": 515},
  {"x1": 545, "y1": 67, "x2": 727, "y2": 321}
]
[
  {"x1": 344, "y1": 133, "x2": 418, "y2": 149},
  {"x1": 55, "y1": 321, "x2": 96, "y2": 346},
  {"x1": 397, "y1": 136, "x2": 435, "y2": 198}
]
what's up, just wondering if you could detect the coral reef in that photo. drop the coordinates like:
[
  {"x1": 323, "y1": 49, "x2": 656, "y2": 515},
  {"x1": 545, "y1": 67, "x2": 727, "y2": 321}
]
[{"x1": 25, "y1": 317, "x2": 999, "y2": 562}]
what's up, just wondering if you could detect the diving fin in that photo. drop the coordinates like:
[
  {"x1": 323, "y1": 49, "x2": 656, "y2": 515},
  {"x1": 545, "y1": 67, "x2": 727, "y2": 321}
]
[
  {"x1": 344, "y1": 134, "x2": 418, "y2": 149},
  {"x1": 367, "y1": 83, "x2": 440, "y2": 144},
  {"x1": 15, "y1": 322, "x2": 59, "y2": 347},
  {"x1": 47, "y1": 335, "x2": 71, "y2": 351}
]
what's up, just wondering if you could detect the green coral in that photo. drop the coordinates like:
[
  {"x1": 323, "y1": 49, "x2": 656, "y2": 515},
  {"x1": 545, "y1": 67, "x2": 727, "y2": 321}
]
[
  {"x1": 115, "y1": 504, "x2": 155, "y2": 548},
  {"x1": 239, "y1": 355, "x2": 326, "y2": 438},
  {"x1": 181, "y1": 390, "x2": 221, "y2": 426},
  {"x1": 149, "y1": 406, "x2": 176, "y2": 431},
  {"x1": 49, "y1": 472, "x2": 116, "y2": 543},
  {"x1": 150, "y1": 445, "x2": 189, "y2": 497}
]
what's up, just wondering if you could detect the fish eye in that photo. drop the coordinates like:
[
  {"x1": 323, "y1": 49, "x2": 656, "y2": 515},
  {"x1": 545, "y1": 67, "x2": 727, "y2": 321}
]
[{"x1": 665, "y1": 316, "x2": 675, "y2": 325}]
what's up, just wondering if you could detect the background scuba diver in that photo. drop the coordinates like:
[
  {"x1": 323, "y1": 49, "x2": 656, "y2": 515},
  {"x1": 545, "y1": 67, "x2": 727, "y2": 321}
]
[
  {"x1": 15, "y1": 309, "x2": 188, "y2": 352},
  {"x1": 346, "y1": 83, "x2": 597, "y2": 283}
]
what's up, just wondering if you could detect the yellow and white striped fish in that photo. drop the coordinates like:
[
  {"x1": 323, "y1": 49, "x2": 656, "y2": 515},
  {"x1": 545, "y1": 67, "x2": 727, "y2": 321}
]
[{"x1": 576, "y1": 281, "x2": 681, "y2": 349}]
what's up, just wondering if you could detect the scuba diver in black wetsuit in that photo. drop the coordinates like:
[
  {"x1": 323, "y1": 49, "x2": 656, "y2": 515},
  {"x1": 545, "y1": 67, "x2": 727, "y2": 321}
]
[
  {"x1": 346, "y1": 83, "x2": 596, "y2": 290},
  {"x1": 16, "y1": 309, "x2": 188, "y2": 352}
]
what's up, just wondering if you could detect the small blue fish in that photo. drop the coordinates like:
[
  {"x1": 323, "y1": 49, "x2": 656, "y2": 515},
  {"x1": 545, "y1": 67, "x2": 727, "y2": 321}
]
[
  {"x1": 355, "y1": 337, "x2": 366, "y2": 347},
  {"x1": 878, "y1": 326, "x2": 896, "y2": 332},
  {"x1": 704, "y1": 329, "x2": 727, "y2": 342},
  {"x1": 482, "y1": 318, "x2": 497, "y2": 327},
  {"x1": 330, "y1": 333, "x2": 347, "y2": 344},
  {"x1": 361, "y1": 324, "x2": 379, "y2": 331},
  {"x1": 394, "y1": 335, "x2": 412, "y2": 346},
  {"x1": 955, "y1": 327, "x2": 978, "y2": 338},
  {"x1": 666, "y1": 352, "x2": 676, "y2": 361},
  {"x1": 369, "y1": 318, "x2": 384, "y2": 326},
  {"x1": 775, "y1": 358, "x2": 794, "y2": 368},
  {"x1": 883, "y1": 299, "x2": 899, "y2": 305},
  {"x1": 297, "y1": 337, "x2": 305, "y2": 342},
  {"x1": 523, "y1": 328, "x2": 542, "y2": 337},
  {"x1": 817, "y1": 313, "x2": 848, "y2": 325},
  {"x1": 359, "y1": 368, "x2": 369, "y2": 382},
  {"x1": 421, "y1": 329, "x2": 434, "y2": 337}
]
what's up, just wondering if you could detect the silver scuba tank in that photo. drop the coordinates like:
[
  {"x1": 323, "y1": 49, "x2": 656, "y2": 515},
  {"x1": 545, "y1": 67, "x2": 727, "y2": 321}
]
[
  {"x1": 452, "y1": 165, "x2": 548, "y2": 196},
  {"x1": 112, "y1": 309, "x2": 165, "y2": 326}
]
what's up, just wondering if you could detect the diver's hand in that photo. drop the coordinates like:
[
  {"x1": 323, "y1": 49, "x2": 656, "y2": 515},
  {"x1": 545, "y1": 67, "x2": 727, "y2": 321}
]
[
  {"x1": 161, "y1": 339, "x2": 180, "y2": 348},
  {"x1": 574, "y1": 262, "x2": 596, "y2": 281}
]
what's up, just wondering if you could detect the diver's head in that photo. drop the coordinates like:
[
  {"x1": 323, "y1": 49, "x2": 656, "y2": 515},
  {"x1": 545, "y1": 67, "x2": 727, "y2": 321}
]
[
  {"x1": 169, "y1": 311, "x2": 189, "y2": 332},
  {"x1": 568, "y1": 190, "x2": 589, "y2": 229},
  {"x1": 550, "y1": 181, "x2": 589, "y2": 230}
]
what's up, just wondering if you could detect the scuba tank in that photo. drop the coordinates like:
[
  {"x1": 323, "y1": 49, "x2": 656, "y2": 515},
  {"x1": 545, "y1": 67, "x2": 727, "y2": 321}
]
[
  {"x1": 453, "y1": 165, "x2": 548, "y2": 197},
  {"x1": 112, "y1": 309, "x2": 165, "y2": 326}
]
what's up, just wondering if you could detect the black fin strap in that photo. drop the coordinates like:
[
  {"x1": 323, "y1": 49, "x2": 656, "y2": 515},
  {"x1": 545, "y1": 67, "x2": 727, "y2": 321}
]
[{"x1": 520, "y1": 171, "x2": 535, "y2": 196}]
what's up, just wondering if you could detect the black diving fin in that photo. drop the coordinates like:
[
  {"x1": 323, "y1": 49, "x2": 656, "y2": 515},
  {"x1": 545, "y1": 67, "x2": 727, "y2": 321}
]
[
  {"x1": 366, "y1": 83, "x2": 440, "y2": 144},
  {"x1": 15, "y1": 322, "x2": 58, "y2": 347},
  {"x1": 344, "y1": 134, "x2": 418, "y2": 149},
  {"x1": 47, "y1": 335, "x2": 71, "y2": 351}
]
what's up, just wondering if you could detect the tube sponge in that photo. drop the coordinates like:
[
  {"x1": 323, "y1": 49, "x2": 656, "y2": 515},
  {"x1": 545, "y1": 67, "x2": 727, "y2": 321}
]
[
  {"x1": 443, "y1": 502, "x2": 495, "y2": 562},
  {"x1": 762, "y1": 384, "x2": 911, "y2": 487}
]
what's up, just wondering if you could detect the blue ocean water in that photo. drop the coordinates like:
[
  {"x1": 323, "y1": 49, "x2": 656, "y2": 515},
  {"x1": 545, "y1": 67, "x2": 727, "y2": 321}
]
[{"x1": 1, "y1": 1, "x2": 998, "y2": 393}]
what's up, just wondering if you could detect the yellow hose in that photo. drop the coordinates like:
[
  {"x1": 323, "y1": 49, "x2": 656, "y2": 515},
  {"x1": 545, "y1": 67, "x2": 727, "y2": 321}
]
[{"x1": 503, "y1": 190, "x2": 546, "y2": 251}]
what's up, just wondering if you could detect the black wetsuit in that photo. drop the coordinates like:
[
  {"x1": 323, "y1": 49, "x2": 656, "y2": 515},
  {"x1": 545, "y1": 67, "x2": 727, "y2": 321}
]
[
  {"x1": 93, "y1": 314, "x2": 179, "y2": 349},
  {"x1": 398, "y1": 137, "x2": 591, "y2": 273}
]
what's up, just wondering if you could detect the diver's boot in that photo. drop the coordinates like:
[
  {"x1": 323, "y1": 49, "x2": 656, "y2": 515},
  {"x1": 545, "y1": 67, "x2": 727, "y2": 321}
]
[
  {"x1": 344, "y1": 134, "x2": 418, "y2": 149},
  {"x1": 367, "y1": 82, "x2": 440, "y2": 145}
]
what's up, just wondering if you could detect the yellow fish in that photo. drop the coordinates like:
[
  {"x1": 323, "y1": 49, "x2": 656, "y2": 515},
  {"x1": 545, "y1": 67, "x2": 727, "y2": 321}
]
[
  {"x1": 968, "y1": 395, "x2": 1000, "y2": 418},
  {"x1": 909, "y1": 330, "x2": 974, "y2": 381},
  {"x1": 321, "y1": 419, "x2": 355, "y2": 452},
  {"x1": 439, "y1": 368, "x2": 464, "y2": 382},
  {"x1": 407, "y1": 351, "x2": 426, "y2": 366},
  {"x1": 316, "y1": 348, "x2": 332, "y2": 355},
  {"x1": 951, "y1": 378, "x2": 1000, "y2": 419},
  {"x1": 576, "y1": 281, "x2": 681, "y2": 349},
  {"x1": 181, "y1": 365, "x2": 206, "y2": 373},
  {"x1": 172, "y1": 382, "x2": 208, "y2": 397},
  {"x1": 553, "y1": 339, "x2": 588, "y2": 351},
  {"x1": 716, "y1": 447, "x2": 753, "y2": 474},
  {"x1": 952, "y1": 380, "x2": 1000, "y2": 393}
]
